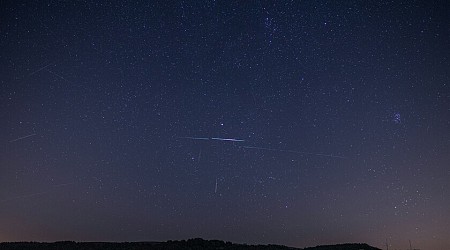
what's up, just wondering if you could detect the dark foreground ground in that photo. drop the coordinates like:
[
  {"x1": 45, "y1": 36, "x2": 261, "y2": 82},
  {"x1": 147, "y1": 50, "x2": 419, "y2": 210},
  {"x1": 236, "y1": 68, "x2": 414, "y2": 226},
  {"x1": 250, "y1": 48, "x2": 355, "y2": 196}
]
[{"x1": 0, "y1": 238, "x2": 381, "y2": 250}]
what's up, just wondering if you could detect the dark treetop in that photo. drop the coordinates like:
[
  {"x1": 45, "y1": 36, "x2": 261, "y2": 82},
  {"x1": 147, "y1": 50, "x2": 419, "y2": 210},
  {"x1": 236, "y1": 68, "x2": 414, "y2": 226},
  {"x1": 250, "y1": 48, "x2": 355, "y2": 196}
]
[{"x1": 0, "y1": 239, "x2": 381, "y2": 250}]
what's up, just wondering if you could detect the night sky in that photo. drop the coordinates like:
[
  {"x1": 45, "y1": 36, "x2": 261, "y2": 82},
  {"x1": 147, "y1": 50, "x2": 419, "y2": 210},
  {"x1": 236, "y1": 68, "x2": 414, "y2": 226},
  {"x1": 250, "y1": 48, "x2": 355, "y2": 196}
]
[{"x1": 1, "y1": 1, "x2": 449, "y2": 250}]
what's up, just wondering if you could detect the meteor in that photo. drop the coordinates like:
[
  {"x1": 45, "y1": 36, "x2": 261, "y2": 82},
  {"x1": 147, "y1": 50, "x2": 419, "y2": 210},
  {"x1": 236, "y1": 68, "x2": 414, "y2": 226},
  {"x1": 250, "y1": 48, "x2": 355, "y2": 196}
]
[
  {"x1": 211, "y1": 137, "x2": 245, "y2": 142},
  {"x1": 179, "y1": 137, "x2": 245, "y2": 142},
  {"x1": 9, "y1": 133, "x2": 36, "y2": 143},
  {"x1": 179, "y1": 136, "x2": 209, "y2": 140}
]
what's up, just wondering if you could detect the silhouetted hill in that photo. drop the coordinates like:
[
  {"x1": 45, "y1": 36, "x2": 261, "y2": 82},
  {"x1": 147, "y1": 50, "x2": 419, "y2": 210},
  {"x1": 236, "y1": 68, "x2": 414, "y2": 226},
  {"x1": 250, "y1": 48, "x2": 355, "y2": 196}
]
[
  {"x1": 304, "y1": 243, "x2": 381, "y2": 250},
  {"x1": 0, "y1": 238, "x2": 381, "y2": 250}
]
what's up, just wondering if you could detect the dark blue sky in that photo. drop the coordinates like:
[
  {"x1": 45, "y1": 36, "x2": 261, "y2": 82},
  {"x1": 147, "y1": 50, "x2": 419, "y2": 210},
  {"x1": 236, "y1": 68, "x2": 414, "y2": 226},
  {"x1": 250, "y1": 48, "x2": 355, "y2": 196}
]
[{"x1": 1, "y1": 1, "x2": 449, "y2": 250}]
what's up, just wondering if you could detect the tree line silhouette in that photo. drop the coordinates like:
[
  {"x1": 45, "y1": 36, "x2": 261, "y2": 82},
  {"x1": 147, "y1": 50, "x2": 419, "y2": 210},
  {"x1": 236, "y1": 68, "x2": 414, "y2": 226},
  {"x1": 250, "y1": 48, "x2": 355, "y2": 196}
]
[{"x1": 0, "y1": 238, "x2": 381, "y2": 250}]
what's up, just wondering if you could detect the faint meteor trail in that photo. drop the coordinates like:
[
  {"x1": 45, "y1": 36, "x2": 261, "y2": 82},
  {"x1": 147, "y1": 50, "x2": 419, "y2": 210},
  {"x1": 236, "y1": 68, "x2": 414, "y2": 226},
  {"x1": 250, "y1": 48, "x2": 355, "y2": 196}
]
[
  {"x1": 0, "y1": 182, "x2": 76, "y2": 203},
  {"x1": 179, "y1": 136, "x2": 210, "y2": 140},
  {"x1": 215, "y1": 178, "x2": 218, "y2": 193},
  {"x1": 0, "y1": 191, "x2": 50, "y2": 203},
  {"x1": 51, "y1": 182, "x2": 76, "y2": 188},
  {"x1": 241, "y1": 145, "x2": 347, "y2": 159},
  {"x1": 198, "y1": 149, "x2": 202, "y2": 162},
  {"x1": 9, "y1": 133, "x2": 36, "y2": 143},
  {"x1": 29, "y1": 64, "x2": 51, "y2": 76},
  {"x1": 179, "y1": 137, "x2": 345, "y2": 158},
  {"x1": 46, "y1": 69, "x2": 71, "y2": 83},
  {"x1": 179, "y1": 137, "x2": 245, "y2": 142},
  {"x1": 211, "y1": 137, "x2": 245, "y2": 142}
]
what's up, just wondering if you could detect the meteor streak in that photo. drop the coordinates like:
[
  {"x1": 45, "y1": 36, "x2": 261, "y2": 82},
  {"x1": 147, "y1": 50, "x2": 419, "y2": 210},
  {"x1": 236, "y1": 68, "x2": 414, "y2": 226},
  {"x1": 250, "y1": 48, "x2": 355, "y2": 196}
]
[
  {"x1": 178, "y1": 137, "x2": 345, "y2": 159},
  {"x1": 9, "y1": 133, "x2": 36, "y2": 143},
  {"x1": 215, "y1": 178, "x2": 218, "y2": 193},
  {"x1": 211, "y1": 137, "x2": 245, "y2": 142},
  {"x1": 0, "y1": 182, "x2": 76, "y2": 203},
  {"x1": 179, "y1": 136, "x2": 209, "y2": 140},
  {"x1": 179, "y1": 137, "x2": 245, "y2": 142},
  {"x1": 29, "y1": 64, "x2": 51, "y2": 76}
]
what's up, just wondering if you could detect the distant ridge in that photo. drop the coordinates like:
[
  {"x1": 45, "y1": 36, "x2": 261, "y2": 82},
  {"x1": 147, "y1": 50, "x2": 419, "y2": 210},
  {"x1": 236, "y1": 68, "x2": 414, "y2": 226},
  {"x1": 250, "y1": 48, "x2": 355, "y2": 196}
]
[
  {"x1": 0, "y1": 238, "x2": 382, "y2": 250},
  {"x1": 304, "y1": 243, "x2": 381, "y2": 250}
]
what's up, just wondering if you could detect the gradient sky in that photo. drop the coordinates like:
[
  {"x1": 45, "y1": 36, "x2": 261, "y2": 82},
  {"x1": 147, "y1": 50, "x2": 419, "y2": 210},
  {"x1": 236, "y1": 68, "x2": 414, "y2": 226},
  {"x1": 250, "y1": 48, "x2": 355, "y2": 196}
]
[{"x1": 1, "y1": 1, "x2": 449, "y2": 250}]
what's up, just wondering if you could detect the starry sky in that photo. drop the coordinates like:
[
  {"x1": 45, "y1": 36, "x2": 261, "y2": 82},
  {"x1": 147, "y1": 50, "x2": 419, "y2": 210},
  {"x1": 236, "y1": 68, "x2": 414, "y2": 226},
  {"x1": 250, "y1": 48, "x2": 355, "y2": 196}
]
[{"x1": 1, "y1": 1, "x2": 449, "y2": 250}]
